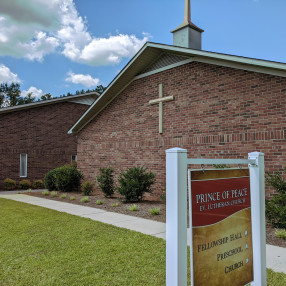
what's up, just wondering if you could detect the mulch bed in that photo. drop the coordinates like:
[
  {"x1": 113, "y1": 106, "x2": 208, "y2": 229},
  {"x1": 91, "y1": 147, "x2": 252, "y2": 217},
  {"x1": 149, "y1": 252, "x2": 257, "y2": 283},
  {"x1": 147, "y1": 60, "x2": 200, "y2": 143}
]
[{"x1": 24, "y1": 191, "x2": 285, "y2": 248}]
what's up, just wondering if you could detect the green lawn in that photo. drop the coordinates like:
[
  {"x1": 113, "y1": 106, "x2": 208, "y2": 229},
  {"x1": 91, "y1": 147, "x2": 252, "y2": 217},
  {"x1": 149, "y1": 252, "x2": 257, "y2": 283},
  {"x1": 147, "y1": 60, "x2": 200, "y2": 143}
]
[{"x1": 0, "y1": 199, "x2": 285, "y2": 286}]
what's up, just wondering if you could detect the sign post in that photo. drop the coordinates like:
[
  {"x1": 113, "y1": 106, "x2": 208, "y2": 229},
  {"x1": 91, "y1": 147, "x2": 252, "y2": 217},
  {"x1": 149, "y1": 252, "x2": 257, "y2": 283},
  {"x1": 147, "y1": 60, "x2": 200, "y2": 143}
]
[{"x1": 165, "y1": 148, "x2": 266, "y2": 286}]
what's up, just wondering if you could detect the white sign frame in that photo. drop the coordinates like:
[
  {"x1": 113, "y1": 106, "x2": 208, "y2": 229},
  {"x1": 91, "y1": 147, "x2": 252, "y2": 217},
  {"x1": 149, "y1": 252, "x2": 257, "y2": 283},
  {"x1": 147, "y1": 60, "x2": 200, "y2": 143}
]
[{"x1": 165, "y1": 148, "x2": 266, "y2": 286}]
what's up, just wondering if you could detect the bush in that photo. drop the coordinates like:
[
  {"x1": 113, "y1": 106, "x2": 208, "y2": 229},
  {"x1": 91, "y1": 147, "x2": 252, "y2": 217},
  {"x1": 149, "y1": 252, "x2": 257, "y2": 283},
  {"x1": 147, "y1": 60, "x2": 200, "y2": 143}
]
[
  {"x1": 44, "y1": 165, "x2": 83, "y2": 192},
  {"x1": 4, "y1": 178, "x2": 16, "y2": 190},
  {"x1": 95, "y1": 200, "x2": 103, "y2": 205},
  {"x1": 96, "y1": 167, "x2": 115, "y2": 197},
  {"x1": 117, "y1": 166, "x2": 156, "y2": 202},
  {"x1": 19, "y1": 179, "x2": 32, "y2": 190},
  {"x1": 80, "y1": 196, "x2": 89, "y2": 203},
  {"x1": 275, "y1": 229, "x2": 286, "y2": 240},
  {"x1": 266, "y1": 169, "x2": 286, "y2": 228},
  {"x1": 149, "y1": 208, "x2": 160, "y2": 215},
  {"x1": 81, "y1": 181, "x2": 94, "y2": 196},
  {"x1": 129, "y1": 204, "x2": 138, "y2": 211},
  {"x1": 33, "y1": 180, "x2": 44, "y2": 189},
  {"x1": 44, "y1": 169, "x2": 57, "y2": 191}
]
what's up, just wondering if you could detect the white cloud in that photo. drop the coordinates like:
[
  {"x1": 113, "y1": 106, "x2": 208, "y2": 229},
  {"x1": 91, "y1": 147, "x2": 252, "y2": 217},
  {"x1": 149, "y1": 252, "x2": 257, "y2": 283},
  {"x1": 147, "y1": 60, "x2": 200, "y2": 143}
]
[
  {"x1": 0, "y1": 0, "x2": 150, "y2": 64},
  {"x1": 0, "y1": 64, "x2": 21, "y2": 84},
  {"x1": 21, "y1": 86, "x2": 43, "y2": 98},
  {"x1": 65, "y1": 71, "x2": 100, "y2": 88}
]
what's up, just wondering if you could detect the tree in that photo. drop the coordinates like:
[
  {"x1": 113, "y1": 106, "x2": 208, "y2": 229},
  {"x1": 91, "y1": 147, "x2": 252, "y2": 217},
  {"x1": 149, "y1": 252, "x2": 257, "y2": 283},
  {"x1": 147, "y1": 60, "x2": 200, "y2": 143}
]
[
  {"x1": 18, "y1": 92, "x2": 36, "y2": 105},
  {"x1": 95, "y1": 85, "x2": 106, "y2": 94},
  {"x1": 0, "y1": 82, "x2": 21, "y2": 107},
  {"x1": 41, "y1": 93, "x2": 52, "y2": 101}
]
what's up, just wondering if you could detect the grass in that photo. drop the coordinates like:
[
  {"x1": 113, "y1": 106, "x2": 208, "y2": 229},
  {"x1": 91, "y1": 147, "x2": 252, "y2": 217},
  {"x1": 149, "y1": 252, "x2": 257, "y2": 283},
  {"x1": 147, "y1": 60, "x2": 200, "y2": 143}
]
[
  {"x1": 149, "y1": 207, "x2": 160, "y2": 215},
  {"x1": 70, "y1": 196, "x2": 76, "y2": 200},
  {"x1": 0, "y1": 199, "x2": 166, "y2": 285},
  {"x1": 0, "y1": 199, "x2": 285, "y2": 286},
  {"x1": 95, "y1": 200, "x2": 103, "y2": 205},
  {"x1": 60, "y1": 194, "x2": 67, "y2": 199},
  {"x1": 112, "y1": 203, "x2": 119, "y2": 207},
  {"x1": 42, "y1": 190, "x2": 49, "y2": 196},
  {"x1": 129, "y1": 204, "x2": 138, "y2": 211},
  {"x1": 275, "y1": 229, "x2": 286, "y2": 240}
]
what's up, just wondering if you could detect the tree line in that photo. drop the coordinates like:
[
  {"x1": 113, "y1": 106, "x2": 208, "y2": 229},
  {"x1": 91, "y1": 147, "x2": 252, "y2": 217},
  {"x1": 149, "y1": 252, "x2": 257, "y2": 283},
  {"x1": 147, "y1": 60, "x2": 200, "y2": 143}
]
[{"x1": 0, "y1": 83, "x2": 106, "y2": 108}]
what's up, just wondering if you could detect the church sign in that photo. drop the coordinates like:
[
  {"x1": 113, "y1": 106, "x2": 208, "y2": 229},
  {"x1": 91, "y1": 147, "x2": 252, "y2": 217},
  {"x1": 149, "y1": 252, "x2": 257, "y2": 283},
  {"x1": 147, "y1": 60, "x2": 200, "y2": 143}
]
[
  {"x1": 165, "y1": 148, "x2": 266, "y2": 286},
  {"x1": 189, "y1": 168, "x2": 253, "y2": 286}
]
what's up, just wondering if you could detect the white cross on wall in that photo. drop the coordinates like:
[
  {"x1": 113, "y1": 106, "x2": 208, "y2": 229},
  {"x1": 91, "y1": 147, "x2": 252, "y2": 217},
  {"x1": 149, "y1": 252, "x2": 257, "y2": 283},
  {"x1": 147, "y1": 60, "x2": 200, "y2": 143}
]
[{"x1": 149, "y1": 84, "x2": 174, "y2": 134}]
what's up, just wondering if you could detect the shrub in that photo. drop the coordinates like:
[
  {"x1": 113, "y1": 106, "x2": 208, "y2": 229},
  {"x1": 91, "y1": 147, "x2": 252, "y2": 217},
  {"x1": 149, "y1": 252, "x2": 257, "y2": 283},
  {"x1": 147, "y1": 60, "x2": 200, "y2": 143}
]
[
  {"x1": 60, "y1": 194, "x2": 67, "y2": 199},
  {"x1": 117, "y1": 166, "x2": 156, "y2": 202},
  {"x1": 27, "y1": 188, "x2": 32, "y2": 193},
  {"x1": 51, "y1": 191, "x2": 57, "y2": 197},
  {"x1": 129, "y1": 204, "x2": 138, "y2": 211},
  {"x1": 42, "y1": 190, "x2": 49, "y2": 196},
  {"x1": 112, "y1": 203, "x2": 119, "y2": 207},
  {"x1": 4, "y1": 178, "x2": 16, "y2": 190},
  {"x1": 70, "y1": 196, "x2": 76, "y2": 201},
  {"x1": 80, "y1": 196, "x2": 89, "y2": 203},
  {"x1": 275, "y1": 229, "x2": 286, "y2": 240},
  {"x1": 266, "y1": 169, "x2": 286, "y2": 228},
  {"x1": 19, "y1": 179, "x2": 32, "y2": 190},
  {"x1": 44, "y1": 165, "x2": 83, "y2": 192},
  {"x1": 33, "y1": 180, "x2": 44, "y2": 189},
  {"x1": 95, "y1": 200, "x2": 103, "y2": 205},
  {"x1": 44, "y1": 169, "x2": 57, "y2": 191},
  {"x1": 149, "y1": 208, "x2": 160, "y2": 215},
  {"x1": 96, "y1": 167, "x2": 115, "y2": 197},
  {"x1": 81, "y1": 181, "x2": 94, "y2": 196}
]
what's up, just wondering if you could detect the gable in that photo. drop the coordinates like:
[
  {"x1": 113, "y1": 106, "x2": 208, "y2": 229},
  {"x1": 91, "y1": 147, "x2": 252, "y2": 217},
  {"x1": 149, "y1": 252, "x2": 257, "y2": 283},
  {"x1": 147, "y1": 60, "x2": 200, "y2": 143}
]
[{"x1": 69, "y1": 42, "x2": 286, "y2": 135}]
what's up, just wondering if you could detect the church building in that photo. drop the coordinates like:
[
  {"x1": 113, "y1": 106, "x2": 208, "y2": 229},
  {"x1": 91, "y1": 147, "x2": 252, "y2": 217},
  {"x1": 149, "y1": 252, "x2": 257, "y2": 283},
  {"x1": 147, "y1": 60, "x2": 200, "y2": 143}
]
[
  {"x1": 0, "y1": 92, "x2": 98, "y2": 189},
  {"x1": 69, "y1": 0, "x2": 286, "y2": 198}
]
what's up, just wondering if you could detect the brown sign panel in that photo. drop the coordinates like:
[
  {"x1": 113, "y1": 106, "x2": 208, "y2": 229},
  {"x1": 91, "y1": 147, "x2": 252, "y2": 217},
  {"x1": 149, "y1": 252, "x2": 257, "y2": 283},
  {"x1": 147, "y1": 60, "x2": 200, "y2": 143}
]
[{"x1": 190, "y1": 169, "x2": 253, "y2": 286}]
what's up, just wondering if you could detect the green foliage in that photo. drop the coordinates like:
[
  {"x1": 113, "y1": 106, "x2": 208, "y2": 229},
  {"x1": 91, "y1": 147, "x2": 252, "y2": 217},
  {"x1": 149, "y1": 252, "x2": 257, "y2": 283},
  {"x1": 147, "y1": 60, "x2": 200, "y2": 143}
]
[
  {"x1": 0, "y1": 82, "x2": 21, "y2": 107},
  {"x1": 117, "y1": 166, "x2": 156, "y2": 202},
  {"x1": 96, "y1": 166, "x2": 115, "y2": 197},
  {"x1": 70, "y1": 196, "x2": 76, "y2": 201},
  {"x1": 129, "y1": 204, "x2": 138, "y2": 211},
  {"x1": 44, "y1": 165, "x2": 83, "y2": 192},
  {"x1": 44, "y1": 169, "x2": 57, "y2": 191},
  {"x1": 112, "y1": 203, "x2": 119, "y2": 207},
  {"x1": 3, "y1": 178, "x2": 17, "y2": 190},
  {"x1": 51, "y1": 191, "x2": 57, "y2": 197},
  {"x1": 95, "y1": 200, "x2": 103, "y2": 205},
  {"x1": 60, "y1": 194, "x2": 67, "y2": 199},
  {"x1": 19, "y1": 179, "x2": 32, "y2": 190},
  {"x1": 80, "y1": 196, "x2": 89, "y2": 203},
  {"x1": 81, "y1": 181, "x2": 94, "y2": 196},
  {"x1": 27, "y1": 188, "x2": 32, "y2": 193},
  {"x1": 42, "y1": 190, "x2": 49, "y2": 196},
  {"x1": 149, "y1": 208, "x2": 160, "y2": 215},
  {"x1": 160, "y1": 192, "x2": 166, "y2": 202},
  {"x1": 275, "y1": 229, "x2": 286, "y2": 240},
  {"x1": 33, "y1": 180, "x2": 44, "y2": 189},
  {"x1": 266, "y1": 170, "x2": 286, "y2": 228}
]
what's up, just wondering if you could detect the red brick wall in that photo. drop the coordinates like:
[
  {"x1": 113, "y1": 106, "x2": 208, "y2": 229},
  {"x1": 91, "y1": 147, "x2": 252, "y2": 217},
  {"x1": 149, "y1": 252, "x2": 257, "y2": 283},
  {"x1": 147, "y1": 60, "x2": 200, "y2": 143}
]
[
  {"x1": 77, "y1": 62, "x2": 286, "y2": 199},
  {"x1": 0, "y1": 102, "x2": 89, "y2": 189}
]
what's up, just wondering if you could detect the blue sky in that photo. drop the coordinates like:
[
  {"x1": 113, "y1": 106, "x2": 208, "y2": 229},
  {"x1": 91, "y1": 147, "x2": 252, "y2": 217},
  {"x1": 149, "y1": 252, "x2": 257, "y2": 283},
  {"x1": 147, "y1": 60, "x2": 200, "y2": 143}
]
[{"x1": 0, "y1": 0, "x2": 286, "y2": 98}]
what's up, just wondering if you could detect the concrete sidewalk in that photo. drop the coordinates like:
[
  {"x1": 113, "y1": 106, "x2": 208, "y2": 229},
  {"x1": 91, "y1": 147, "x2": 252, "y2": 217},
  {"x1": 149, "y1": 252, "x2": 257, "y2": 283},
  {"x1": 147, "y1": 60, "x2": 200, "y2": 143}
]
[{"x1": 0, "y1": 193, "x2": 285, "y2": 274}]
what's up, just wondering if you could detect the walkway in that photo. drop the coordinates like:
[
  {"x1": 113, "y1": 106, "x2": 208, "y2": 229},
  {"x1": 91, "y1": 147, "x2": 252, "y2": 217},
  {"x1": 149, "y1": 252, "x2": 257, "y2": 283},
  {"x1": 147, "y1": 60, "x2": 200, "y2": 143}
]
[{"x1": 0, "y1": 193, "x2": 285, "y2": 274}]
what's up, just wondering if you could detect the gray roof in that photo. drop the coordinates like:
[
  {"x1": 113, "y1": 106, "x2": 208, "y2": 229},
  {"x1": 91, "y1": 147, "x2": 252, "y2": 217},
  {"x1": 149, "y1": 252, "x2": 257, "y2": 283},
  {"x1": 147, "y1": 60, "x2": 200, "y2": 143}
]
[
  {"x1": 0, "y1": 92, "x2": 99, "y2": 115},
  {"x1": 69, "y1": 42, "x2": 286, "y2": 134}
]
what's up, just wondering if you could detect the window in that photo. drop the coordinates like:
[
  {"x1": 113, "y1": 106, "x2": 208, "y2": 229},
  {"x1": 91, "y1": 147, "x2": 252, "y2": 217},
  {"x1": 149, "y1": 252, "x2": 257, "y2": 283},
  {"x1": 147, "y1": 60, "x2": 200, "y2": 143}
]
[
  {"x1": 20, "y1": 154, "x2": 27, "y2": 177},
  {"x1": 71, "y1": 155, "x2": 77, "y2": 164}
]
